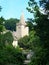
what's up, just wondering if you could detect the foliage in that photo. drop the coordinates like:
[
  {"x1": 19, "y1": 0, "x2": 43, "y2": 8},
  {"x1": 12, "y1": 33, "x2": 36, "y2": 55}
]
[
  {"x1": 18, "y1": 36, "x2": 29, "y2": 49},
  {"x1": 28, "y1": 47, "x2": 48, "y2": 65},
  {"x1": 0, "y1": 34, "x2": 4, "y2": 48},
  {"x1": 28, "y1": 30, "x2": 40, "y2": 49},
  {"x1": 4, "y1": 18, "x2": 19, "y2": 31},
  {"x1": 27, "y1": 21, "x2": 33, "y2": 32},
  {"x1": 0, "y1": 17, "x2": 5, "y2": 32},
  {"x1": 27, "y1": 0, "x2": 49, "y2": 65},
  {"x1": 3, "y1": 31, "x2": 13, "y2": 45},
  {"x1": 0, "y1": 45, "x2": 25, "y2": 65},
  {"x1": 0, "y1": 31, "x2": 13, "y2": 48},
  {"x1": 18, "y1": 30, "x2": 40, "y2": 50}
]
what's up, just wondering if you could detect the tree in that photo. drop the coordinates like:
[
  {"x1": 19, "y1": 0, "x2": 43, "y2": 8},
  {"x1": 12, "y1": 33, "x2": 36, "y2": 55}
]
[
  {"x1": 2, "y1": 31, "x2": 13, "y2": 45},
  {"x1": 4, "y1": 18, "x2": 19, "y2": 31},
  {"x1": 18, "y1": 36, "x2": 29, "y2": 49},
  {"x1": 27, "y1": 0, "x2": 49, "y2": 65},
  {"x1": 0, "y1": 17, "x2": 5, "y2": 32},
  {"x1": 0, "y1": 8, "x2": 6, "y2": 47},
  {"x1": 18, "y1": 30, "x2": 40, "y2": 50},
  {"x1": 0, "y1": 45, "x2": 25, "y2": 65},
  {"x1": 27, "y1": 21, "x2": 33, "y2": 32}
]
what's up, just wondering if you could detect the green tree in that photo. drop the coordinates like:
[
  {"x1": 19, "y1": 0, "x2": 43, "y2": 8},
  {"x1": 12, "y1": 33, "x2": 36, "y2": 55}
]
[
  {"x1": 27, "y1": 0, "x2": 49, "y2": 65},
  {"x1": 18, "y1": 36, "x2": 29, "y2": 49},
  {"x1": 27, "y1": 21, "x2": 33, "y2": 32},
  {"x1": 2, "y1": 31, "x2": 13, "y2": 45},
  {"x1": 4, "y1": 18, "x2": 19, "y2": 31},
  {"x1": 0, "y1": 31, "x2": 13, "y2": 49},
  {"x1": 0, "y1": 8, "x2": 6, "y2": 47},
  {"x1": 18, "y1": 30, "x2": 40, "y2": 50},
  {"x1": 0, "y1": 17, "x2": 5, "y2": 32},
  {"x1": 0, "y1": 45, "x2": 25, "y2": 65}
]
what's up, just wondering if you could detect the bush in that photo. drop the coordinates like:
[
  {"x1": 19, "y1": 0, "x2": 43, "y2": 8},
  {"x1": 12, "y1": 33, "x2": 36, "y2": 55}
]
[
  {"x1": 18, "y1": 36, "x2": 30, "y2": 49},
  {"x1": 0, "y1": 45, "x2": 25, "y2": 65},
  {"x1": 2, "y1": 31, "x2": 14, "y2": 45}
]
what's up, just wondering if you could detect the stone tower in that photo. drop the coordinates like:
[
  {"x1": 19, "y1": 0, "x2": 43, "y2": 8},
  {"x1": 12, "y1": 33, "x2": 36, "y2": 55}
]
[
  {"x1": 12, "y1": 12, "x2": 29, "y2": 47},
  {"x1": 16, "y1": 12, "x2": 29, "y2": 39}
]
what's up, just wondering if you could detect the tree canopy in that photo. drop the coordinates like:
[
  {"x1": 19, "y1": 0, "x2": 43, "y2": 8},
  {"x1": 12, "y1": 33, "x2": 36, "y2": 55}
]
[
  {"x1": 4, "y1": 18, "x2": 19, "y2": 31},
  {"x1": 27, "y1": 0, "x2": 49, "y2": 65}
]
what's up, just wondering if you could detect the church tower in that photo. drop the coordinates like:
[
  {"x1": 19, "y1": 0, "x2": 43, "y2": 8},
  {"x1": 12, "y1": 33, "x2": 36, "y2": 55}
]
[
  {"x1": 16, "y1": 12, "x2": 29, "y2": 39},
  {"x1": 12, "y1": 12, "x2": 29, "y2": 47}
]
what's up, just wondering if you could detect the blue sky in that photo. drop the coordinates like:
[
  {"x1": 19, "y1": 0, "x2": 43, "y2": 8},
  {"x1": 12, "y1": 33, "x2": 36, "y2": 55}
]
[{"x1": 0, "y1": 0, "x2": 34, "y2": 20}]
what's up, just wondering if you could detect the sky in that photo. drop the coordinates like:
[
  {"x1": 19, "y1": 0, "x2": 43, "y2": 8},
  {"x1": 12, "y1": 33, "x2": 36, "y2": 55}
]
[{"x1": 0, "y1": 0, "x2": 34, "y2": 20}]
